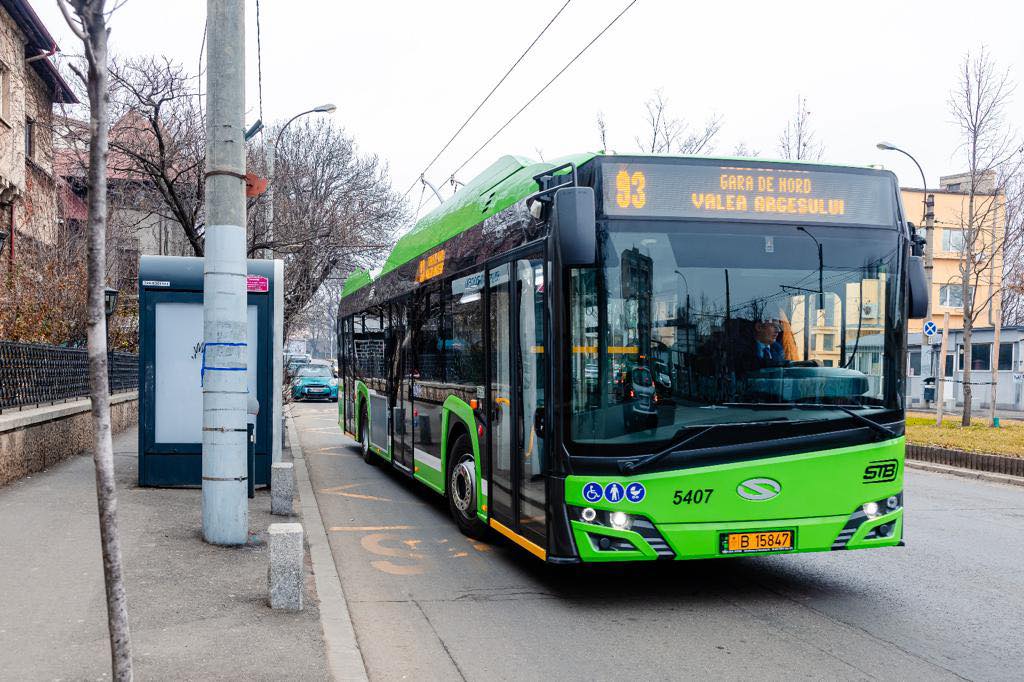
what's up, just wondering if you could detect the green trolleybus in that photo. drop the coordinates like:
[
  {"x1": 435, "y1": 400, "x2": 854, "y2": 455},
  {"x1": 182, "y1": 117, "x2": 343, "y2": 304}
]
[{"x1": 336, "y1": 153, "x2": 929, "y2": 563}]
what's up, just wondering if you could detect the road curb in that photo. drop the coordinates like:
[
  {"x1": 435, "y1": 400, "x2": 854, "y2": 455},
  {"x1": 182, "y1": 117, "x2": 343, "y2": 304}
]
[
  {"x1": 906, "y1": 459, "x2": 1024, "y2": 488},
  {"x1": 288, "y1": 412, "x2": 368, "y2": 681}
]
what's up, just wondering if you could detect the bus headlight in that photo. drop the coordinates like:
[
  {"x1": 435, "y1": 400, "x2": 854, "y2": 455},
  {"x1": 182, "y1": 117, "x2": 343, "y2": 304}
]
[
  {"x1": 863, "y1": 502, "x2": 880, "y2": 518},
  {"x1": 609, "y1": 511, "x2": 631, "y2": 530},
  {"x1": 886, "y1": 495, "x2": 899, "y2": 510},
  {"x1": 581, "y1": 507, "x2": 597, "y2": 523}
]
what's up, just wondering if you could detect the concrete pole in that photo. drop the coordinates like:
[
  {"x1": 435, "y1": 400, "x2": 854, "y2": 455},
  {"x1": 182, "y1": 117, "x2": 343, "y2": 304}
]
[
  {"x1": 935, "y1": 312, "x2": 951, "y2": 427},
  {"x1": 265, "y1": 144, "x2": 274, "y2": 260},
  {"x1": 202, "y1": 0, "x2": 248, "y2": 545},
  {"x1": 924, "y1": 192, "x2": 935, "y2": 321},
  {"x1": 272, "y1": 258, "x2": 284, "y2": 463},
  {"x1": 990, "y1": 288, "x2": 1002, "y2": 427}
]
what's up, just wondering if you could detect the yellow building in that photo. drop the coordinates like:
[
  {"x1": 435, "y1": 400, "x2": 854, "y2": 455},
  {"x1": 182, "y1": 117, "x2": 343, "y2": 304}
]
[{"x1": 902, "y1": 172, "x2": 1004, "y2": 334}]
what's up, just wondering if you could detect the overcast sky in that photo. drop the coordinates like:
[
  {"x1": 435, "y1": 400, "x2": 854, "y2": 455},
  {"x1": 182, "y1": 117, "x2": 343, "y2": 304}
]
[{"x1": 37, "y1": 0, "x2": 1024, "y2": 216}]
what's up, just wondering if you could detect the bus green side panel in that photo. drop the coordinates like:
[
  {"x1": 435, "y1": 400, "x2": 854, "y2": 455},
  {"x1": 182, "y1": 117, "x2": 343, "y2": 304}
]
[
  {"x1": 414, "y1": 458, "x2": 444, "y2": 494},
  {"x1": 440, "y1": 396, "x2": 487, "y2": 520}
]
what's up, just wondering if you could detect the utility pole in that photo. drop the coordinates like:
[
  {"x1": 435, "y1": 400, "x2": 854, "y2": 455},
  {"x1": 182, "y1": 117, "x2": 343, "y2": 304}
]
[
  {"x1": 935, "y1": 312, "x2": 950, "y2": 426},
  {"x1": 265, "y1": 144, "x2": 274, "y2": 259},
  {"x1": 202, "y1": 0, "x2": 248, "y2": 545},
  {"x1": 924, "y1": 192, "x2": 935, "y2": 320}
]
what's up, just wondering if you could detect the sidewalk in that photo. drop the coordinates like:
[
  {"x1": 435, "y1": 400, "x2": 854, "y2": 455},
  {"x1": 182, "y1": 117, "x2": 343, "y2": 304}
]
[{"x1": 0, "y1": 426, "x2": 329, "y2": 680}]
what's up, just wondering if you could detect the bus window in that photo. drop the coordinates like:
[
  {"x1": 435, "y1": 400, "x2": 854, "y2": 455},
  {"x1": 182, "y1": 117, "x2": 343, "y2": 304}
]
[
  {"x1": 411, "y1": 283, "x2": 445, "y2": 459},
  {"x1": 447, "y1": 271, "x2": 485, "y2": 387}
]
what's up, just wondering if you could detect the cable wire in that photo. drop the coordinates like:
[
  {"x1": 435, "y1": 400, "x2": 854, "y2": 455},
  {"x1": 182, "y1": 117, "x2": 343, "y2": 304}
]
[
  {"x1": 447, "y1": 0, "x2": 638, "y2": 180},
  {"x1": 401, "y1": 0, "x2": 573, "y2": 198}
]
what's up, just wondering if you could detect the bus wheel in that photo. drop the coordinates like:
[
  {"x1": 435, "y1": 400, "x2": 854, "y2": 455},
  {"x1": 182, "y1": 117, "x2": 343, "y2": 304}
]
[
  {"x1": 359, "y1": 407, "x2": 373, "y2": 465},
  {"x1": 447, "y1": 435, "x2": 487, "y2": 539}
]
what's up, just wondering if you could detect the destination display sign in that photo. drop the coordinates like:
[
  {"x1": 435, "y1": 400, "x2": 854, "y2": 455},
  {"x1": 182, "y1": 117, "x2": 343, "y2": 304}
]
[{"x1": 601, "y1": 162, "x2": 895, "y2": 226}]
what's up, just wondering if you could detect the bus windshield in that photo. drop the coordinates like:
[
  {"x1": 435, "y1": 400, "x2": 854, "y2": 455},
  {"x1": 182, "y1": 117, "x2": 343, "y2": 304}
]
[{"x1": 568, "y1": 219, "x2": 903, "y2": 450}]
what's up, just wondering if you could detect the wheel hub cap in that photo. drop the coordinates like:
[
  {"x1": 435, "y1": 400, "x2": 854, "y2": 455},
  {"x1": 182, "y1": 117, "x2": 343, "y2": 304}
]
[{"x1": 452, "y1": 460, "x2": 474, "y2": 514}]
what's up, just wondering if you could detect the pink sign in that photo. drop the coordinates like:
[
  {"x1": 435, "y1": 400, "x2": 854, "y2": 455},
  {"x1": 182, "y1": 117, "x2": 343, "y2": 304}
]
[{"x1": 246, "y1": 275, "x2": 269, "y2": 293}]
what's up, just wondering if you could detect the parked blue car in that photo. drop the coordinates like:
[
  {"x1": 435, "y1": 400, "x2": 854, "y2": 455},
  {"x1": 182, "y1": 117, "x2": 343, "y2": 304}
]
[{"x1": 291, "y1": 364, "x2": 338, "y2": 402}]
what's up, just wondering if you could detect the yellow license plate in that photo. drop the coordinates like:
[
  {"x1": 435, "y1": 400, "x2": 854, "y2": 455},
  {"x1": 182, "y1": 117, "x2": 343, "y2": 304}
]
[{"x1": 721, "y1": 530, "x2": 794, "y2": 554}]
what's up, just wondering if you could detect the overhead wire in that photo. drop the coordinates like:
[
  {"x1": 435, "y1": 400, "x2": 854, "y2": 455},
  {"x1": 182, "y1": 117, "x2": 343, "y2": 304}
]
[
  {"x1": 447, "y1": 0, "x2": 638, "y2": 181},
  {"x1": 401, "y1": 0, "x2": 573, "y2": 199}
]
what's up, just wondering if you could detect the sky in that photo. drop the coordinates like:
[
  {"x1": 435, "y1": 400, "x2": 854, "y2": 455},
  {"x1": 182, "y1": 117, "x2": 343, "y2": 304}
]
[{"x1": 36, "y1": 0, "x2": 1024, "y2": 218}]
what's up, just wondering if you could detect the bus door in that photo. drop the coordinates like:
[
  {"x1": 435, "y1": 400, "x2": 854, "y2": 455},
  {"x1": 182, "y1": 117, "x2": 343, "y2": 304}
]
[
  {"x1": 391, "y1": 300, "x2": 414, "y2": 472},
  {"x1": 487, "y1": 252, "x2": 548, "y2": 549}
]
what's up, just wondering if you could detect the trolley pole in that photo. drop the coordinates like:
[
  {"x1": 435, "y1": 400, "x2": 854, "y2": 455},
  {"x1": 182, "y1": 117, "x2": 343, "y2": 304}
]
[{"x1": 202, "y1": 0, "x2": 248, "y2": 545}]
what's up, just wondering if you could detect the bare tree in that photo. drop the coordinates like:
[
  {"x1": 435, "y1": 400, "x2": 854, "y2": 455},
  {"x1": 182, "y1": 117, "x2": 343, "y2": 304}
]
[
  {"x1": 635, "y1": 88, "x2": 722, "y2": 155},
  {"x1": 107, "y1": 57, "x2": 206, "y2": 255},
  {"x1": 731, "y1": 141, "x2": 760, "y2": 158},
  {"x1": 946, "y1": 46, "x2": 1021, "y2": 426},
  {"x1": 56, "y1": 55, "x2": 206, "y2": 256},
  {"x1": 1000, "y1": 170, "x2": 1024, "y2": 325},
  {"x1": 247, "y1": 119, "x2": 406, "y2": 340},
  {"x1": 57, "y1": 0, "x2": 133, "y2": 679},
  {"x1": 778, "y1": 95, "x2": 824, "y2": 161}
]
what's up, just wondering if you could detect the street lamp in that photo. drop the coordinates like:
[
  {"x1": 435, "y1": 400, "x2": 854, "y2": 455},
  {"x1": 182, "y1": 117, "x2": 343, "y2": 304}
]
[
  {"x1": 104, "y1": 286, "x2": 119, "y2": 352},
  {"x1": 265, "y1": 104, "x2": 337, "y2": 259},
  {"x1": 877, "y1": 141, "x2": 934, "y2": 320},
  {"x1": 796, "y1": 226, "x2": 824, "y2": 311},
  {"x1": 876, "y1": 142, "x2": 929, "y2": 223}
]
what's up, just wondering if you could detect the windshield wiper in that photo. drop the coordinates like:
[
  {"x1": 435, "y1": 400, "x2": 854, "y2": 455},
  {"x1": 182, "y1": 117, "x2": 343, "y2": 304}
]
[
  {"x1": 723, "y1": 402, "x2": 896, "y2": 438},
  {"x1": 832, "y1": 405, "x2": 896, "y2": 438},
  {"x1": 619, "y1": 418, "x2": 788, "y2": 475}
]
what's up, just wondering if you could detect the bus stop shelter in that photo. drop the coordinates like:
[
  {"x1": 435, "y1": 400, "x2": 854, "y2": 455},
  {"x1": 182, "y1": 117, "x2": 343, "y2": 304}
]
[{"x1": 137, "y1": 255, "x2": 284, "y2": 487}]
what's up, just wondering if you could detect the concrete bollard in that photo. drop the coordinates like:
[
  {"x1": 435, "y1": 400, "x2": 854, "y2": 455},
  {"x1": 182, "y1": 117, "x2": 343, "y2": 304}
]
[
  {"x1": 268, "y1": 522, "x2": 304, "y2": 611},
  {"x1": 271, "y1": 462, "x2": 295, "y2": 515}
]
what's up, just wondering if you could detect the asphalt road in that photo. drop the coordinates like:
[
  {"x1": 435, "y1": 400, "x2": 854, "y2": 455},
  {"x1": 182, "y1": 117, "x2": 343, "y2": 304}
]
[{"x1": 293, "y1": 401, "x2": 1024, "y2": 681}]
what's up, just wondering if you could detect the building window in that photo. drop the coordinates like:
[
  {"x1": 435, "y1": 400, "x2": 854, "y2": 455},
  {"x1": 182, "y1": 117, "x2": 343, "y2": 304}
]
[
  {"x1": 942, "y1": 229, "x2": 965, "y2": 253},
  {"x1": 823, "y1": 335, "x2": 834, "y2": 351},
  {"x1": 908, "y1": 350, "x2": 921, "y2": 376},
  {"x1": 957, "y1": 343, "x2": 990, "y2": 371},
  {"x1": 24, "y1": 117, "x2": 35, "y2": 160},
  {"x1": 938, "y1": 284, "x2": 973, "y2": 308},
  {"x1": 999, "y1": 342, "x2": 1013, "y2": 371},
  {"x1": 946, "y1": 183, "x2": 961, "y2": 191}
]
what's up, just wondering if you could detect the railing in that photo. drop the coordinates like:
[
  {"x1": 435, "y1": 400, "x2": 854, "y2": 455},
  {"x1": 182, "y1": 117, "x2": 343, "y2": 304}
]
[{"x1": 0, "y1": 341, "x2": 138, "y2": 412}]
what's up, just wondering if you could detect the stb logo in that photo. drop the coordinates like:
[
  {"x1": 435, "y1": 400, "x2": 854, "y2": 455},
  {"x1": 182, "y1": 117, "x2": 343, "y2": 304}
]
[
  {"x1": 863, "y1": 459, "x2": 899, "y2": 483},
  {"x1": 737, "y1": 478, "x2": 781, "y2": 501}
]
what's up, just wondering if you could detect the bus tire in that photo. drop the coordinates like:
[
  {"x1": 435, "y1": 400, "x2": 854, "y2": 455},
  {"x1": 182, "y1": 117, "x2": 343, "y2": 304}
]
[
  {"x1": 359, "y1": 406, "x2": 374, "y2": 465},
  {"x1": 447, "y1": 434, "x2": 487, "y2": 539}
]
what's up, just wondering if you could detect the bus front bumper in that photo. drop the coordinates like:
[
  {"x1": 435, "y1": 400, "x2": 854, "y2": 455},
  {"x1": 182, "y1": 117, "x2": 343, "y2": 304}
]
[{"x1": 569, "y1": 506, "x2": 903, "y2": 563}]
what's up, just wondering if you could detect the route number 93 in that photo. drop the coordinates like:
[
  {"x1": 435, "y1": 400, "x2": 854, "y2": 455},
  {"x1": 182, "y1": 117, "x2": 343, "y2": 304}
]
[
  {"x1": 615, "y1": 170, "x2": 646, "y2": 209},
  {"x1": 673, "y1": 488, "x2": 713, "y2": 505}
]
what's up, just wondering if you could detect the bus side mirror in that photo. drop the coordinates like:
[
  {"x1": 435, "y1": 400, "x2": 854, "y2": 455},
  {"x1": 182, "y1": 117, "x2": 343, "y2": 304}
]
[
  {"x1": 553, "y1": 187, "x2": 596, "y2": 266},
  {"x1": 908, "y1": 254, "x2": 928, "y2": 319}
]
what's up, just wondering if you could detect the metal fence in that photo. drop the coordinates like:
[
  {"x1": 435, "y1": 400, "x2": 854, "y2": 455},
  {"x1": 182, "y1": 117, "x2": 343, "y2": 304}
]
[{"x1": 0, "y1": 341, "x2": 138, "y2": 412}]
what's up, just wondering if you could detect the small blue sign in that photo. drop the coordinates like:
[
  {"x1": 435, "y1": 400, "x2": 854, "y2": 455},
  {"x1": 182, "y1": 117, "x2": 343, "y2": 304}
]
[
  {"x1": 604, "y1": 482, "x2": 625, "y2": 503},
  {"x1": 923, "y1": 321, "x2": 938, "y2": 336},
  {"x1": 582, "y1": 482, "x2": 603, "y2": 504},
  {"x1": 625, "y1": 482, "x2": 646, "y2": 503}
]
